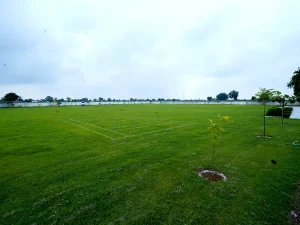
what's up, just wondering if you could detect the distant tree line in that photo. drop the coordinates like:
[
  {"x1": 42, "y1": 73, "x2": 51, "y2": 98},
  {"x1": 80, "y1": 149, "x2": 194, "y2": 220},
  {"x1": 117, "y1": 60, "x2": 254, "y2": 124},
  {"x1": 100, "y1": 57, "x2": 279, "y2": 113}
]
[
  {"x1": 1, "y1": 66, "x2": 300, "y2": 105},
  {"x1": 207, "y1": 90, "x2": 239, "y2": 101}
]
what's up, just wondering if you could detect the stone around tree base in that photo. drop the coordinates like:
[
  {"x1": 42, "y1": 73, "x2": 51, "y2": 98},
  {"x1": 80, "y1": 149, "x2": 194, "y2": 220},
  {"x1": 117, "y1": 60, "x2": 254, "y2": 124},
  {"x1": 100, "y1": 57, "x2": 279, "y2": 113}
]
[{"x1": 257, "y1": 135, "x2": 273, "y2": 139}]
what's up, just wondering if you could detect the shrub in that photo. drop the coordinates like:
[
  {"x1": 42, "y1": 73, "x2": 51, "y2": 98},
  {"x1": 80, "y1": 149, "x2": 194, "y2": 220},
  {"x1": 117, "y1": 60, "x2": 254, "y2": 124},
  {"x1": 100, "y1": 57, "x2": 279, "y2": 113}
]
[{"x1": 266, "y1": 107, "x2": 293, "y2": 118}]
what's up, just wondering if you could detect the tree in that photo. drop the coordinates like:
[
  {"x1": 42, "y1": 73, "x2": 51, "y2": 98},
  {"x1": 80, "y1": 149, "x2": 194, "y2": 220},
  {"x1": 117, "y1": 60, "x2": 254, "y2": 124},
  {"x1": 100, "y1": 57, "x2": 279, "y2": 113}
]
[
  {"x1": 216, "y1": 93, "x2": 229, "y2": 100},
  {"x1": 66, "y1": 97, "x2": 71, "y2": 102},
  {"x1": 272, "y1": 91, "x2": 296, "y2": 125},
  {"x1": 251, "y1": 96, "x2": 256, "y2": 100},
  {"x1": 287, "y1": 67, "x2": 300, "y2": 97},
  {"x1": 3, "y1": 93, "x2": 21, "y2": 105},
  {"x1": 98, "y1": 97, "x2": 104, "y2": 102},
  {"x1": 81, "y1": 98, "x2": 88, "y2": 102},
  {"x1": 255, "y1": 88, "x2": 276, "y2": 137},
  {"x1": 208, "y1": 115, "x2": 231, "y2": 170},
  {"x1": 24, "y1": 99, "x2": 32, "y2": 103},
  {"x1": 107, "y1": 98, "x2": 112, "y2": 102},
  {"x1": 228, "y1": 90, "x2": 239, "y2": 100},
  {"x1": 45, "y1": 96, "x2": 54, "y2": 102},
  {"x1": 207, "y1": 96, "x2": 212, "y2": 101}
]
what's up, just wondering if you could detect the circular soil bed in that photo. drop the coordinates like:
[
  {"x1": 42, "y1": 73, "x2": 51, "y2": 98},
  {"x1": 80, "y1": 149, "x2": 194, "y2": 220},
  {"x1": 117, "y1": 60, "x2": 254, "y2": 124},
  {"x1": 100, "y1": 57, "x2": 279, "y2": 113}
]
[{"x1": 198, "y1": 169, "x2": 227, "y2": 182}]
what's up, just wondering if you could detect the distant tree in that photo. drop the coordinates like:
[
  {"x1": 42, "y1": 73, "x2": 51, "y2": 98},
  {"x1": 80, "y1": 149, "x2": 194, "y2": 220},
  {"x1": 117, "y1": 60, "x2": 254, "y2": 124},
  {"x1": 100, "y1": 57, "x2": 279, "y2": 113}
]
[
  {"x1": 228, "y1": 90, "x2": 239, "y2": 100},
  {"x1": 251, "y1": 96, "x2": 257, "y2": 100},
  {"x1": 255, "y1": 88, "x2": 276, "y2": 137},
  {"x1": 207, "y1": 96, "x2": 212, "y2": 101},
  {"x1": 24, "y1": 99, "x2": 33, "y2": 103},
  {"x1": 287, "y1": 67, "x2": 300, "y2": 97},
  {"x1": 107, "y1": 98, "x2": 112, "y2": 102},
  {"x1": 45, "y1": 96, "x2": 54, "y2": 102},
  {"x1": 81, "y1": 98, "x2": 88, "y2": 102},
  {"x1": 98, "y1": 97, "x2": 104, "y2": 101},
  {"x1": 56, "y1": 99, "x2": 63, "y2": 106},
  {"x1": 66, "y1": 97, "x2": 71, "y2": 102},
  {"x1": 216, "y1": 93, "x2": 229, "y2": 100},
  {"x1": 3, "y1": 92, "x2": 21, "y2": 105}
]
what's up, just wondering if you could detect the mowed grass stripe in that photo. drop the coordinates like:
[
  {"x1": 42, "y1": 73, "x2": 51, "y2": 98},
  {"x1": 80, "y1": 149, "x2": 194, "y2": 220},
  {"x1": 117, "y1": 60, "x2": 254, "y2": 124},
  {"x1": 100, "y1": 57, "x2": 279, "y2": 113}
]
[{"x1": 61, "y1": 119, "x2": 116, "y2": 140}]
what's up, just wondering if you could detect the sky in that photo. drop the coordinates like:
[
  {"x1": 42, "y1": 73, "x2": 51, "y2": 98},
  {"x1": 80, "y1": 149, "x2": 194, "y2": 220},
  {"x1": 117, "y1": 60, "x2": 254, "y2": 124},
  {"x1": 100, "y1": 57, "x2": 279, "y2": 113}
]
[{"x1": 0, "y1": 0, "x2": 300, "y2": 100}]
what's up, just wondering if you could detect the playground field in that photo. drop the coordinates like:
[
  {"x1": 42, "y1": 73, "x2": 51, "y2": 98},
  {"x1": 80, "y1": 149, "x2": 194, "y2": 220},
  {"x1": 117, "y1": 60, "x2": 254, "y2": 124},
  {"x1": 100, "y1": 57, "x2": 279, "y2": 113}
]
[{"x1": 1, "y1": 104, "x2": 300, "y2": 224}]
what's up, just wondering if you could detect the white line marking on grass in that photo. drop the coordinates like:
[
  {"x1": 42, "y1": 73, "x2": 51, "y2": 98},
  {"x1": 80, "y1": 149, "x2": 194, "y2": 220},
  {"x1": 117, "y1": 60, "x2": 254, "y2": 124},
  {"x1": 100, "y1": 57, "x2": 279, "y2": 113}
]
[
  {"x1": 116, "y1": 121, "x2": 178, "y2": 130},
  {"x1": 68, "y1": 119, "x2": 126, "y2": 136},
  {"x1": 61, "y1": 120, "x2": 115, "y2": 140},
  {"x1": 115, "y1": 123, "x2": 197, "y2": 140},
  {"x1": 113, "y1": 119, "x2": 173, "y2": 129}
]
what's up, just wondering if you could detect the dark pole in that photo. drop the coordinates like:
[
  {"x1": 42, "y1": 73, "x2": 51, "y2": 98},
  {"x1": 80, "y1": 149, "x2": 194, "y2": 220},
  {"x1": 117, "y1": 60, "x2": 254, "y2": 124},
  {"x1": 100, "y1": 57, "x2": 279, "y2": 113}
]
[{"x1": 281, "y1": 100, "x2": 284, "y2": 125}]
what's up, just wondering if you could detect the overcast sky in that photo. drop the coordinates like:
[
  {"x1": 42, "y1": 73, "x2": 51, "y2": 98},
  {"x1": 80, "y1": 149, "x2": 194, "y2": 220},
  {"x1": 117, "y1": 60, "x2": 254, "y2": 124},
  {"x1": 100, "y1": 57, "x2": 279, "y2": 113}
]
[{"x1": 0, "y1": 0, "x2": 300, "y2": 100}]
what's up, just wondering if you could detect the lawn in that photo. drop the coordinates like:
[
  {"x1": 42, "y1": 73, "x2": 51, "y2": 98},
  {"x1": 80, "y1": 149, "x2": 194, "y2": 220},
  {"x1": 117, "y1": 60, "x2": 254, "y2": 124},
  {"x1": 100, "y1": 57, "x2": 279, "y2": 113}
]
[{"x1": 0, "y1": 104, "x2": 300, "y2": 224}]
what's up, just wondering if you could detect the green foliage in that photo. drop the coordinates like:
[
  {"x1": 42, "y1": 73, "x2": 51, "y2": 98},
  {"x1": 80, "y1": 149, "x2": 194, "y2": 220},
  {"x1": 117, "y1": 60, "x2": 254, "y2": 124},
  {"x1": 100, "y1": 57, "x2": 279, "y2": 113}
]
[
  {"x1": 255, "y1": 88, "x2": 275, "y2": 102},
  {"x1": 266, "y1": 107, "x2": 293, "y2": 118},
  {"x1": 208, "y1": 115, "x2": 231, "y2": 170},
  {"x1": 216, "y1": 92, "x2": 229, "y2": 100},
  {"x1": 287, "y1": 67, "x2": 300, "y2": 96},
  {"x1": 2, "y1": 92, "x2": 20, "y2": 104},
  {"x1": 45, "y1": 96, "x2": 54, "y2": 102},
  {"x1": 228, "y1": 90, "x2": 239, "y2": 100},
  {"x1": 208, "y1": 114, "x2": 231, "y2": 143}
]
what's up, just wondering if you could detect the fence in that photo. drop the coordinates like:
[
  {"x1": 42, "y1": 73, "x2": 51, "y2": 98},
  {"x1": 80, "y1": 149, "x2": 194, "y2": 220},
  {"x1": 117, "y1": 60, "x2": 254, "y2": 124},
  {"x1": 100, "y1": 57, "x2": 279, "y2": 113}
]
[{"x1": 1, "y1": 101, "x2": 299, "y2": 108}]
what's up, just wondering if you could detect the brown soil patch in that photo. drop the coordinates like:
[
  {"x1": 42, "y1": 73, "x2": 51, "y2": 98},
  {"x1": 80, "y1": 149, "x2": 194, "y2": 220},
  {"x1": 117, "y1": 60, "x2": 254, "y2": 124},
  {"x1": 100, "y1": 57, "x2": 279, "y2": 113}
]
[
  {"x1": 201, "y1": 172, "x2": 224, "y2": 181},
  {"x1": 196, "y1": 169, "x2": 227, "y2": 182}
]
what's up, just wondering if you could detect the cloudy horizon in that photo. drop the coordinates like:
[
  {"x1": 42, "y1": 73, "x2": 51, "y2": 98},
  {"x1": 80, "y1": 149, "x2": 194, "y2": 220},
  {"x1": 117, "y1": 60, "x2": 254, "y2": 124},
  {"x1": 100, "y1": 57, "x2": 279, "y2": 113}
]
[{"x1": 1, "y1": 0, "x2": 300, "y2": 100}]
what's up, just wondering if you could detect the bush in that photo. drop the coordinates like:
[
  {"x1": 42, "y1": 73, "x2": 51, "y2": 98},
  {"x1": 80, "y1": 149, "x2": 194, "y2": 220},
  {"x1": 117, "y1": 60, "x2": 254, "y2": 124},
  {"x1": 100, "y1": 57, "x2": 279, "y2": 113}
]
[{"x1": 266, "y1": 107, "x2": 293, "y2": 118}]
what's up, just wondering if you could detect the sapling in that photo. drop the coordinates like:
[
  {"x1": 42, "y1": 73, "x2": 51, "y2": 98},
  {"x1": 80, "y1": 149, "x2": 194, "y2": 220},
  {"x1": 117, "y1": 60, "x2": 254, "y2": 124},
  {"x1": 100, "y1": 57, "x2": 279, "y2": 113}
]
[{"x1": 208, "y1": 114, "x2": 231, "y2": 170}]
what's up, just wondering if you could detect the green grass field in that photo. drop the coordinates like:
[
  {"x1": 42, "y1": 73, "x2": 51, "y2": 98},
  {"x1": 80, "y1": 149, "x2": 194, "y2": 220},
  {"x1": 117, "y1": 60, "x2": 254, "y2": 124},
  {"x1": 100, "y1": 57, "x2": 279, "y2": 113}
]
[{"x1": 1, "y1": 104, "x2": 300, "y2": 224}]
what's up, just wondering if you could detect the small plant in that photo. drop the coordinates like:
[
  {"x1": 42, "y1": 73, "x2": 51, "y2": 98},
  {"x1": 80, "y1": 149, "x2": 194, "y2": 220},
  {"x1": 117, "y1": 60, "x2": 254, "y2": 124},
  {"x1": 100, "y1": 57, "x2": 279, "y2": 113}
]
[{"x1": 208, "y1": 114, "x2": 231, "y2": 170}]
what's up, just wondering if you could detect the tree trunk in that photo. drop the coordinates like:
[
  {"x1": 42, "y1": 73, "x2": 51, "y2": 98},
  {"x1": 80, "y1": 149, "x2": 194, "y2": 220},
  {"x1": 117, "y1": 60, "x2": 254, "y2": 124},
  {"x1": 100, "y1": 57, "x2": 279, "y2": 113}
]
[
  {"x1": 212, "y1": 142, "x2": 215, "y2": 171},
  {"x1": 264, "y1": 103, "x2": 266, "y2": 136},
  {"x1": 281, "y1": 101, "x2": 284, "y2": 125}
]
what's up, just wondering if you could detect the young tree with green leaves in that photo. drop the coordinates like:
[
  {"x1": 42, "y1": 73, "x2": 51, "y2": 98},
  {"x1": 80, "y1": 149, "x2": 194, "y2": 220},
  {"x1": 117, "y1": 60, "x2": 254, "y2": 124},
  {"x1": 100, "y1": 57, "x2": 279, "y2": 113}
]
[
  {"x1": 208, "y1": 115, "x2": 231, "y2": 170},
  {"x1": 272, "y1": 91, "x2": 296, "y2": 125},
  {"x1": 255, "y1": 88, "x2": 276, "y2": 137}
]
